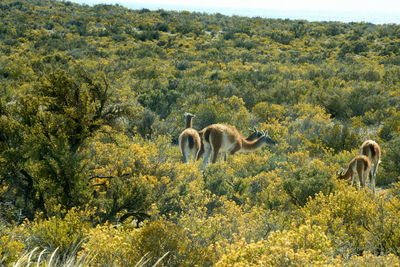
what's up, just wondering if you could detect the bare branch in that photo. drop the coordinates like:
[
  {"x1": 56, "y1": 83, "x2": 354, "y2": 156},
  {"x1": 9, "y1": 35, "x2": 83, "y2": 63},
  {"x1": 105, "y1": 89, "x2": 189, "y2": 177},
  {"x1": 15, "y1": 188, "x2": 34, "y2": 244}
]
[
  {"x1": 89, "y1": 173, "x2": 131, "y2": 181},
  {"x1": 89, "y1": 175, "x2": 114, "y2": 181}
]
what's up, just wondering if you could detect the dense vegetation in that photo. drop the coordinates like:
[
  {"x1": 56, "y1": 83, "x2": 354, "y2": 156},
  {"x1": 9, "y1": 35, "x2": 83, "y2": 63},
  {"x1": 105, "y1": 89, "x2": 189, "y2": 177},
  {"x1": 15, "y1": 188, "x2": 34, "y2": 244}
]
[{"x1": 1, "y1": 0, "x2": 400, "y2": 265}]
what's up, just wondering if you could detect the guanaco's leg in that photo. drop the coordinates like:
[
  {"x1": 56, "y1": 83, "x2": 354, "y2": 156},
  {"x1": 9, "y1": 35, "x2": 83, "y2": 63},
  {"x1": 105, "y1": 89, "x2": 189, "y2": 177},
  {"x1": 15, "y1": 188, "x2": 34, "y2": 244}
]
[
  {"x1": 210, "y1": 131, "x2": 222, "y2": 164},
  {"x1": 370, "y1": 162, "x2": 376, "y2": 194},
  {"x1": 180, "y1": 142, "x2": 189, "y2": 163},
  {"x1": 359, "y1": 169, "x2": 365, "y2": 188},
  {"x1": 352, "y1": 165, "x2": 360, "y2": 189},
  {"x1": 196, "y1": 145, "x2": 204, "y2": 161},
  {"x1": 201, "y1": 145, "x2": 211, "y2": 169},
  {"x1": 370, "y1": 160, "x2": 379, "y2": 194}
]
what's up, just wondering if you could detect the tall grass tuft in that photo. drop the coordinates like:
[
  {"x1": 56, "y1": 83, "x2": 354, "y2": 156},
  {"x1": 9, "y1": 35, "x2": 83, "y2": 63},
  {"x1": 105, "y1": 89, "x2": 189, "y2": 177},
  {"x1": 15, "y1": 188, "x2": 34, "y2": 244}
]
[
  {"x1": 13, "y1": 247, "x2": 169, "y2": 267},
  {"x1": 13, "y1": 246, "x2": 92, "y2": 267}
]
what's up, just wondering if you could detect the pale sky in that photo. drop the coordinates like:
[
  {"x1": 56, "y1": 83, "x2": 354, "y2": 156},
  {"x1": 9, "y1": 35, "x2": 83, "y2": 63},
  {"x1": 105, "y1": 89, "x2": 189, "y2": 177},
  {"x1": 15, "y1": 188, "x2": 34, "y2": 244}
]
[
  {"x1": 73, "y1": 0, "x2": 400, "y2": 12},
  {"x1": 71, "y1": 0, "x2": 400, "y2": 24}
]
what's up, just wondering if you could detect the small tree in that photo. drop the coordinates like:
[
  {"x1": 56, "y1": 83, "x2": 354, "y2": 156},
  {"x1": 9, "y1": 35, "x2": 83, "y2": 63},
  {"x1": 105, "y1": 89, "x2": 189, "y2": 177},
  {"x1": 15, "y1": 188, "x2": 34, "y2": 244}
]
[{"x1": 0, "y1": 67, "x2": 125, "y2": 219}]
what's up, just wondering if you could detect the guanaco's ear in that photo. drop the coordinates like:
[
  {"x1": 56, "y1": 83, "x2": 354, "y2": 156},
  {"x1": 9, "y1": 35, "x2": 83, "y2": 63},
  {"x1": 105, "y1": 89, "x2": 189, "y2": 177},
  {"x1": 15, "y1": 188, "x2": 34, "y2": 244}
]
[{"x1": 250, "y1": 127, "x2": 259, "y2": 132}]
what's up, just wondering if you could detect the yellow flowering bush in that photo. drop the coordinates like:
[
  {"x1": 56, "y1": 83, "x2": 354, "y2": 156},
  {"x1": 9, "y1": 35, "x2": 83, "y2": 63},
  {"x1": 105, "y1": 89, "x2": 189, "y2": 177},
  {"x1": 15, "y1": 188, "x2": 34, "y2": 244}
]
[
  {"x1": 301, "y1": 184, "x2": 377, "y2": 256},
  {"x1": 22, "y1": 207, "x2": 93, "y2": 254},
  {"x1": 252, "y1": 102, "x2": 288, "y2": 123},
  {"x1": 80, "y1": 223, "x2": 137, "y2": 266},
  {"x1": 82, "y1": 219, "x2": 209, "y2": 266},
  {"x1": 217, "y1": 224, "x2": 334, "y2": 266},
  {"x1": 243, "y1": 170, "x2": 292, "y2": 210},
  {"x1": 300, "y1": 183, "x2": 400, "y2": 257},
  {"x1": 368, "y1": 196, "x2": 400, "y2": 255},
  {"x1": 178, "y1": 197, "x2": 291, "y2": 265},
  {"x1": 0, "y1": 228, "x2": 25, "y2": 266},
  {"x1": 86, "y1": 128, "x2": 159, "y2": 179},
  {"x1": 344, "y1": 251, "x2": 400, "y2": 266}
]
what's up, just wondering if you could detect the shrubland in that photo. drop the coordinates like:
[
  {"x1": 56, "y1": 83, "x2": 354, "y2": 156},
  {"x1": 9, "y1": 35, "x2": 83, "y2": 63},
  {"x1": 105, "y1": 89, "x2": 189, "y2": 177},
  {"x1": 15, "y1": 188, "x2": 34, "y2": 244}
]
[{"x1": 0, "y1": 0, "x2": 400, "y2": 265}]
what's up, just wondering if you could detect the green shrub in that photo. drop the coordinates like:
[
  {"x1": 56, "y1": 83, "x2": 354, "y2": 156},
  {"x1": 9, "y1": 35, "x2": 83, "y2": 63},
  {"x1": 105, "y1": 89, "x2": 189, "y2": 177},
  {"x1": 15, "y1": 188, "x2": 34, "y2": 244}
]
[{"x1": 282, "y1": 157, "x2": 336, "y2": 206}]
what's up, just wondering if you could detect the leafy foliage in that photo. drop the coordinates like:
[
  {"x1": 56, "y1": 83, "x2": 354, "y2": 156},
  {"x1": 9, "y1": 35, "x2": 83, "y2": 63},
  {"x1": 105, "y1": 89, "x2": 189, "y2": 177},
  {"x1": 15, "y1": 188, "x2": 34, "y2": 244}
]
[{"x1": 0, "y1": 0, "x2": 400, "y2": 265}]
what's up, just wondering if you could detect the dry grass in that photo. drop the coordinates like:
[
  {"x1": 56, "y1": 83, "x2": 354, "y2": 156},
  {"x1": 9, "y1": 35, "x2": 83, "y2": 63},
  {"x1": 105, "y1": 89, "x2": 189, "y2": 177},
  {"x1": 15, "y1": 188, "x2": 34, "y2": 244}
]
[{"x1": 13, "y1": 247, "x2": 169, "y2": 267}]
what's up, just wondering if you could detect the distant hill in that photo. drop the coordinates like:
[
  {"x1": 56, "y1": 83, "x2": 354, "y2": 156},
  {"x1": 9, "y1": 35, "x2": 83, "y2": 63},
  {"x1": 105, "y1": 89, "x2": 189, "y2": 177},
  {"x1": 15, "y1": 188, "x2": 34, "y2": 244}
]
[{"x1": 1, "y1": 0, "x2": 399, "y2": 123}]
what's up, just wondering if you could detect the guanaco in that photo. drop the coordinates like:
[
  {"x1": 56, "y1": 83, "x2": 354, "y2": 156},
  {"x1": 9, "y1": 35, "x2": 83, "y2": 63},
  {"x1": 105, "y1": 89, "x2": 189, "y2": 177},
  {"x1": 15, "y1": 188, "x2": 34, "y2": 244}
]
[
  {"x1": 360, "y1": 140, "x2": 381, "y2": 193},
  {"x1": 197, "y1": 127, "x2": 263, "y2": 161},
  {"x1": 178, "y1": 113, "x2": 201, "y2": 163},
  {"x1": 200, "y1": 123, "x2": 276, "y2": 168},
  {"x1": 337, "y1": 155, "x2": 372, "y2": 189}
]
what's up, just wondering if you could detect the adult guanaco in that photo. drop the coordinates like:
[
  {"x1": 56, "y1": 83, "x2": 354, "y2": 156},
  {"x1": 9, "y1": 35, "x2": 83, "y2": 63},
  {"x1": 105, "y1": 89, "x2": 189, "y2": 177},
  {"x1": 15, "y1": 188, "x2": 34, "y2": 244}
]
[
  {"x1": 197, "y1": 127, "x2": 263, "y2": 161},
  {"x1": 178, "y1": 112, "x2": 201, "y2": 163},
  {"x1": 360, "y1": 140, "x2": 381, "y2": 193},
  {"x1": 337, "y1": 155, "x2": 372, "y2": 189},
  {"x1": 200, "y1": 123, "x2": 276, "y2": 169}
]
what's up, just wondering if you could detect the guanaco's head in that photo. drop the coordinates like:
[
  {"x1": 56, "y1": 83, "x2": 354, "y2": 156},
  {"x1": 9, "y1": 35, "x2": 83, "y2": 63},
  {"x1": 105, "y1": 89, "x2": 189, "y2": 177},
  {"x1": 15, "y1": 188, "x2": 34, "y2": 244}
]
[
  {"x1": 336, "y1": 171, "x2": 346, "y2": 180},
  {"x1": 183, "y1": 112, "x2": 196, "y2": 128},
  {"x1": 247, "y1": 127, "x2": 263, "y2": 141},
  {"x1": 258, "y1": 130, "x2": 277, "y2": 145},
  {"x1": 184, "y1": 112, "x2": 196, "y2": 118}
]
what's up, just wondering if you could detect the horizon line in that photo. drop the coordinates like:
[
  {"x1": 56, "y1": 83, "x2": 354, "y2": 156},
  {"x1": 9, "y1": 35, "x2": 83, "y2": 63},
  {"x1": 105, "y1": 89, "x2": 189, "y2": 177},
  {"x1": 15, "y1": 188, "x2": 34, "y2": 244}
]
[{"x1": 69, "y1": 0, "x2": 400, "y2": 25}]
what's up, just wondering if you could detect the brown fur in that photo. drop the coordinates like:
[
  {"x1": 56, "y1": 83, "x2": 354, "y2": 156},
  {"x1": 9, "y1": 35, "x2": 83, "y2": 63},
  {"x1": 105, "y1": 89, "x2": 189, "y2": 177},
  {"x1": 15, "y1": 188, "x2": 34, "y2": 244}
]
[
  {"x1": 360, "y1": 140, "x2": 381, "y2": 193},
  {"x1": 338, "y1": 155, "x2": 372, "y2": 189},
  {"x1": 197, "y1": 127, "x2": 261, "y2": 161},
  {"x1": 178, "y1": 113, "x2": 201, "y2": 163},
  {"x1": 200, "y1": 124, "x2": 276, "y2": 168},
  {"x1": 196, "y1": 130, "x2": 205, "y2": 160}
]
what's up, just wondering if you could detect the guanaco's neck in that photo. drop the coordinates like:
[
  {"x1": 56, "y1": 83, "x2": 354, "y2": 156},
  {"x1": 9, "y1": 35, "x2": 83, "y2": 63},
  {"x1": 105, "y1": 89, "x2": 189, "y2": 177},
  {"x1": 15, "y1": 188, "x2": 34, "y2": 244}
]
[
  {"x1": 241, "y1": 137, "x2": 265, "y2": 151},
  {"x1": 185, "y1": 116, "x2": 193, "y2": 129},
  {"x1": 245, "y1": 132, "x2": 257, "y2": 141}
]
